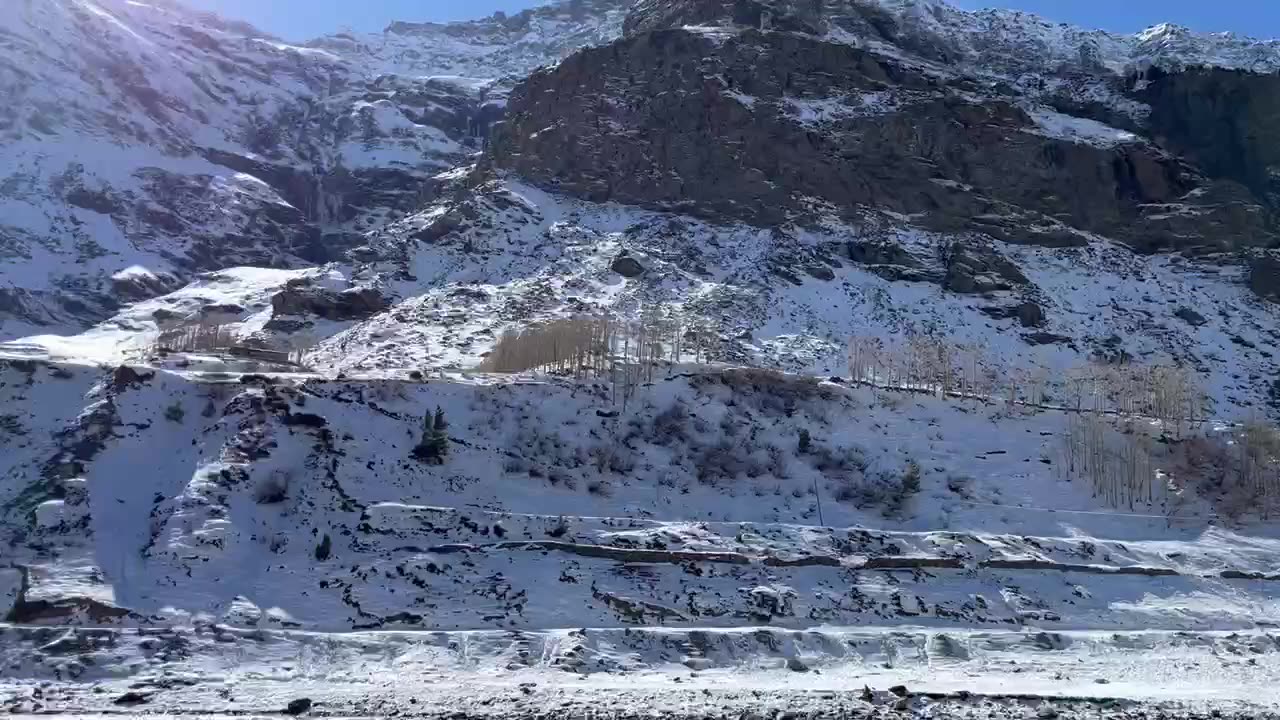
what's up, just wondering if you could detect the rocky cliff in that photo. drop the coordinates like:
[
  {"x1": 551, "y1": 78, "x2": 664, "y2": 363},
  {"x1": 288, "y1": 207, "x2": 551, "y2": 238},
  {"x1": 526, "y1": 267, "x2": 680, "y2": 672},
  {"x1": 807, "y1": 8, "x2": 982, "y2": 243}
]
[{"x1": 493, "y1": 0, "x2": 1280, "y2": 258}]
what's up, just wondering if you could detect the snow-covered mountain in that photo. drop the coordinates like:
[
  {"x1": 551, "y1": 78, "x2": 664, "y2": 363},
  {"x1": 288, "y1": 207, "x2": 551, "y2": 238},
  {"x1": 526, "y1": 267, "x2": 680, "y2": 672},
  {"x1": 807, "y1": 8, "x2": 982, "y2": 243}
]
[
  {"x1": 0, "y1": 0, "x2": 628, "y2": 338},
  {"x1": 6, "y1": 0, "x2": 1280, "y2": 715}
]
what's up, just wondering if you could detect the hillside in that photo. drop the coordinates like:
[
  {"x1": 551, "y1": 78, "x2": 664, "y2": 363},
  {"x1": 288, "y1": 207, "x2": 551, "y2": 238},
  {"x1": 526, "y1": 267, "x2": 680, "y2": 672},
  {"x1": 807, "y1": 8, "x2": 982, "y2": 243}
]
[
  {"x1": 4, "y1": 0, "x2": 1280, "y2": 717},
  {"x1": 0, "y1": 0, "x2": 628, "y2": 338}
]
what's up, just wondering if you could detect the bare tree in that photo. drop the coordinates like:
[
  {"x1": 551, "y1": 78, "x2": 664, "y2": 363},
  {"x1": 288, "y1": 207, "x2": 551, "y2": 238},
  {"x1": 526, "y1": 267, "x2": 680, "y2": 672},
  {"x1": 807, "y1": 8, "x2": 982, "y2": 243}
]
[{"x1": 156, "y1": 321, "x2": 236, "y2": 354}]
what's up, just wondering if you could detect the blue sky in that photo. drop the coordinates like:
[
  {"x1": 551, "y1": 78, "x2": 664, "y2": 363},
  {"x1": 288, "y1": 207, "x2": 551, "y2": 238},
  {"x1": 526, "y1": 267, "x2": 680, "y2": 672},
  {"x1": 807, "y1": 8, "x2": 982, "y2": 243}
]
[{"x1": 186, "y1": 0, "x2": 1280, "y2": 42}]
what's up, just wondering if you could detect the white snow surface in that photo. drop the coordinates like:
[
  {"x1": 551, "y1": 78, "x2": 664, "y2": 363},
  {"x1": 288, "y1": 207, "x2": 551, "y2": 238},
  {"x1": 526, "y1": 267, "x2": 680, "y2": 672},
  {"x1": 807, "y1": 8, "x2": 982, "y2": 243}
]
[
  {"x1": 0, "y1": 0, "x2": 625, "y2": 339},
  {"x1": 4, "y1": 358, "x2": 1280, "y2": 711},
  {"x1": 6, "y1": 0, "x2": 1280, "y2": 711},
  {"x1": 1024, "y1": 107, "x2": 1140, "y2": 147}
]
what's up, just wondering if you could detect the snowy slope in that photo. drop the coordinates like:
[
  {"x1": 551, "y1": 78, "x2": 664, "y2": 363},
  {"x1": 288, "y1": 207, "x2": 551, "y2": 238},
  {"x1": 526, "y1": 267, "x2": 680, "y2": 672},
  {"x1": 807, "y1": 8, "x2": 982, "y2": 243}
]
[
  {"x1": 0, "y1": 0, "x2": 627, "y2": 339},
  {"x1": 4, "y1": 358, "x2": 1278, "y2": 630},
  {"x1": 5, "y1": 0, "x2": 1280, "y2": 713},
  {"x1": 4, "y1": 357, "x2": 1280, "y2": 714},
  {"x1": 308, "y1": 179, "x2": 1280, "y2": 418},
  {"x1": 308, "y1": 0, "x2": 630, "y2": 86}
]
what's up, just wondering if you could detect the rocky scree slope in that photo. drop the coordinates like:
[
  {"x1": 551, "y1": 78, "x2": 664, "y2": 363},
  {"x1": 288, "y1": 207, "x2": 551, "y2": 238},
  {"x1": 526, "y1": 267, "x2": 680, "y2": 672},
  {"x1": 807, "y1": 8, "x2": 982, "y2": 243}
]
[{"x1": 0, "y1": 0, "x2": 627, "y2": 338}]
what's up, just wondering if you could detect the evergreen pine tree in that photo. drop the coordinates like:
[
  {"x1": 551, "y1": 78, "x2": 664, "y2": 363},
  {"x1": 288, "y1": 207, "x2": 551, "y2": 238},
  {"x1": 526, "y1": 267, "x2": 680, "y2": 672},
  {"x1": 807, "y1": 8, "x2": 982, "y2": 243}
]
[
  {"x1": 430, "y1": 406, "x2": 449, "y2": 461},
  {"x1": 413, "y1": 406, "x2": 449, "y2": 463}
]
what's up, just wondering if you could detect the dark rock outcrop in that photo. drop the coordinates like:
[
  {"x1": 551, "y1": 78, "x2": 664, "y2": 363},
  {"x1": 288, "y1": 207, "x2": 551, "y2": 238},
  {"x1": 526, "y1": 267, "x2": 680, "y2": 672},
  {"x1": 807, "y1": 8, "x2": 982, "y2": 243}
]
[
  {"x1": 489, "y1": 1, "x2": 1280, "y2": 257},
  {"x1": 943, "y1": 244, "x2": 1027, "y2": 295},
  {"x1": 982, "y1": 300, "x2": 1046, "y2": 328},
  {"x1": 1024, "y1": 332, "x2": 1075, "y2": 347},
  {"x1": 491, "y1": 19, "x2": 1264, "y2": 254},
  {"x1": 270, "y1": 280, "x2": 389, "y2": 321},
  {"x1": 110, "y1": 270, "x2": 181, "y2": 304},
  {"x1": 1138, "y1": 67, "x2": 1280, "y2": 202},
  {"x1": 1250, "y1": 255, "x2": 1280, "y2": 302},
  {"x1": 1015, "y1": 301, "x2": 1046, "y2": 328},
  {"x1": 5, "y1": 566, "x2": 135, "y2": 624},
  {"x1": 844, "y1": 241, "x2": 933, "y2": 282},
  {"x1": 610, "y1": 253, "x2": 647, "y2": 278},
  {"x1": 1174, "y1": 307, "x2": 1208, "y2": 326}
]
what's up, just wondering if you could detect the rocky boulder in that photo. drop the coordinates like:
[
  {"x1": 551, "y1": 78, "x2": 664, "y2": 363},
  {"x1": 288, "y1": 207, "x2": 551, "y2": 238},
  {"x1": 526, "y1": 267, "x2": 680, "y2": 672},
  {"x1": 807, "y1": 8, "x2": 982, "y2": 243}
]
[
  {"x1": 611, "y1": 253, "x2": 648, "y2": 278},
  {"x1": 983, "y1": 300, "x2": 1047, "y2": 328},
  {"x1": 1174, "y1": 307, "x2": 1208, "y2": 326},
  {"x1": 1250, "y1": 255, "x2": 1280, "y2": 302},
  {"x1": 270, "y1": 280, "x2": 389, "y2": 322},
  {"x1": 943, "y1": 244, "x2": 1027, "y2": 295}
]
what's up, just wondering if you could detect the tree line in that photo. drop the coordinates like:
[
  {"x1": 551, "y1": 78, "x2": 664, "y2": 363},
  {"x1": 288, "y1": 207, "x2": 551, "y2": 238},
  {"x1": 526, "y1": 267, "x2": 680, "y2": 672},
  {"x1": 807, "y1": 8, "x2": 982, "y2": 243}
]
[{"x1": 477, "y1": 308, "x2": 725, "y2": 406}]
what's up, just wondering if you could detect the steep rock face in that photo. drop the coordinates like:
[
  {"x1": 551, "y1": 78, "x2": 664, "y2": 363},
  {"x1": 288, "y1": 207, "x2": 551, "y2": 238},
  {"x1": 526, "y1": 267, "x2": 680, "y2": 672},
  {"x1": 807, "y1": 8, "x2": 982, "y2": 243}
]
[
  {"x1": 494, "y1": 27, "x2": 1200, "y2": 247},
  {"x1": 491, "y1": 0, "x2": 1280, "y2": 256},
  {"x1": 1137, "y1": 67, "x2": 1280, "y2": 201}
]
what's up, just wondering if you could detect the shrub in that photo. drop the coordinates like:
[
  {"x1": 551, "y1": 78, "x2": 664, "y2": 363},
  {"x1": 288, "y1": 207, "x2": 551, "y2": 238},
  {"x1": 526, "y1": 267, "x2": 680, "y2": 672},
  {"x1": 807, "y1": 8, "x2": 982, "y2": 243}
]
[
  {"x1": 608, "y1": 445, "x2": 637, "y2": 474},
  {"x1": 164, "y1": 401, "x2": 185, "y2": 424},
  {"x1": 254, "y1": 471, "x2": 290, "y2": 504},
  {"x1": 650, "y1": 403, "x2": 691, "y2": 445},
  {"x1": 412, "y1": 406, "x2": 450, "y2": 464},
  {"x1": 547, "y1": 517, "x2": 570, "y2": 538},
  {"x1": 697, "y1": 439, "x2": 744, "y2": 485},
  {"x1": 807, "y1": 443, "x2": 867, "y2": 477},
  {"x1": 883, "y1": 460, "x2": 923, "y2": 517},
  {"x1": 798, "y1": 428, "x2": 811, "y2": 454},
  {"x1": 946, "y1": 474, "x2": 973, "y2": 498},
  {"x1": 766, "y1": 444, "x2": 791, "y2": 479},
  {"x1": 719, "y1": 411, "x2": 740, "y2": 437},
  {"x1": 833, "y1": 470, "x2": 899, "y2": 508},
  {"x1": 0, "y1": 414, "x2": 26, "y2": 436},
  {"x1": 548, "y1": 469, "x2": 578, "y2": 490},
  {"x1": 314, "y1": 534, "x2": 332, "y2": 561}
]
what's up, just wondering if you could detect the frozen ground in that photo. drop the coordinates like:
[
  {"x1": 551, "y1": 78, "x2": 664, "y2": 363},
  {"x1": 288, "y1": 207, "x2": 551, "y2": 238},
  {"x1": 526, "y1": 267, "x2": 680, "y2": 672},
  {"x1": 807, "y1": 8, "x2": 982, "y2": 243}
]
[
  {"x1": 3, "y1": 624, "x2": 1280, "y2": 717},
  {"x1": 6, "y1": 0, "x2": 1280, "y2": 713},
  {"x1": 3, "y1": 358, "x2": 1280, "y2": 713}
]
